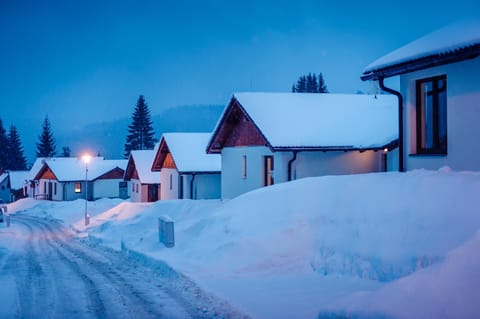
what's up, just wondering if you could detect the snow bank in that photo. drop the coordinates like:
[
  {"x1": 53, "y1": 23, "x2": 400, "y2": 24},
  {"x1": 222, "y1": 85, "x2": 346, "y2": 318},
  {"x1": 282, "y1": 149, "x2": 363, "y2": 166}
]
[{"x1": 9, "y1": 169, "x2": 480, "y2": 319}]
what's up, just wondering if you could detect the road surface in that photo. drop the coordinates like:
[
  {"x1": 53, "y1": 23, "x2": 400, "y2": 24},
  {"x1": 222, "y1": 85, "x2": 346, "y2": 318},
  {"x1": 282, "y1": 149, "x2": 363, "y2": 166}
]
[{"x1": 0, "y1": 214, "x2": 246, "y2": 319}]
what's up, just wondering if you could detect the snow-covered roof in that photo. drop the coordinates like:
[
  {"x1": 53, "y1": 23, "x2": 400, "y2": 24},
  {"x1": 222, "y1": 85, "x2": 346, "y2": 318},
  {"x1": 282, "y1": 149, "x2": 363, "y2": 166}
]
[
  {"x1": 362, "y1": 20, "x2": 480, "y2": 80},
  {"x1": 209, "y1": 92, "x2": 398, "y2": 151},
  {"x1": 33, "y1": 157, "x2": 126, "y2": 182},
  {"x1": 0, "y1": 172, "x2": 8, "y2": 185},
  {"x1": 160, "y1": 133, "x2": 221, "y2": 173},
  {"x1": 127, "y1": 149, "x2": 160, "y2": 184},
  {"x1": 7, "y1": 171, "x2": 30, "y2": 190}
]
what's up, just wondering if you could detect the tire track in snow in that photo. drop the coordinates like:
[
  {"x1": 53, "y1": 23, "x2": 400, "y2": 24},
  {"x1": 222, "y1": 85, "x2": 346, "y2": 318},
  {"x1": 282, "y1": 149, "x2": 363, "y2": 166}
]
[{"x1": 14, "y1": 214, "x2": 190, "y2": 319}]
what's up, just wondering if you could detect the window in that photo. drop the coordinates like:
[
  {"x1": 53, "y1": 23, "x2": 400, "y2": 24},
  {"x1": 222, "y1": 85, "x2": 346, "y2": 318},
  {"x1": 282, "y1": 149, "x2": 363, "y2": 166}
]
[
  {"x1": 132, "y1": 183, "x2": 135, "y2": 192},
  {"x1": 135, "y1": 184, "x2": 139, "y2": 193},
  {"x1": 54, "y1": 183, "x2": 57, "y2": 195},
  {"x1": 44, "y1": 181, "x2": 46, "y2": 192},
  {"x1": 263, "y1": 156, "x2": 274, "y2": 186},
  {"x1": 169, "y1": 174, "x2": 173, "y2": 190},
  {"x1": 74, "y1": 182, "x2": 82, "y2": 193},
  {"x1": 242, "y1": 155, "x2": 247, "y2": 179},
  {"x1": 416, "y1": 75, "x2": 447, "y2": 154}
]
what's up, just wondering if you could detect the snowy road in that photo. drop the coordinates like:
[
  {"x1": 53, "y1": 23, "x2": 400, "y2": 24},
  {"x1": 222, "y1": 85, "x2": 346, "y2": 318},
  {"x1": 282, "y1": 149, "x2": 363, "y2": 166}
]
[{"x1": 0, "y1": 214, "x2": 246, "y2": 319}]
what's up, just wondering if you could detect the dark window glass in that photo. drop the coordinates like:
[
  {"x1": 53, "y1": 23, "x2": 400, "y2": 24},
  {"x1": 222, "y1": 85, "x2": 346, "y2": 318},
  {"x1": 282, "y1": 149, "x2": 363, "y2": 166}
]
[{"x1": 416, "y1": 75, "x2": 447, "y2": 154}]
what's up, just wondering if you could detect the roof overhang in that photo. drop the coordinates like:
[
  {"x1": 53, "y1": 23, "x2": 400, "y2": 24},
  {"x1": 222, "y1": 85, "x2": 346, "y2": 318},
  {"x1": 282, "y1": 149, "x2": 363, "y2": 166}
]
[
  {"x1": 272, "y1": 139, "x2": 398, "y2": 152},
  {"x1": 361, "y1": 44, "x2": 480, "y2": 81}
]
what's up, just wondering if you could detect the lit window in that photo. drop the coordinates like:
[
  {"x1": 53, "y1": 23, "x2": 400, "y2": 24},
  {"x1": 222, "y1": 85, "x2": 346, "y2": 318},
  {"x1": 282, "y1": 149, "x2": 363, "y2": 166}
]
[
  {"x1": 263, "y1": 156, "x2": 274, "y2": 186},
  {"x1": 242, "y1": 155, "x2": 247, "y2": 179},
  {"x1": 416, "y1": 75, "x2": 447, "y2": 154},
  {"x1": 74, "y1": 182, "x2": 82, "y2": 193}
]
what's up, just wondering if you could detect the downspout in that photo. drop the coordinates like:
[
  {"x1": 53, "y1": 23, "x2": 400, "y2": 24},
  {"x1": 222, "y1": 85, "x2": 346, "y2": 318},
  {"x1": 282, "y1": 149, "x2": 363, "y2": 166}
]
[
  {"x1": 190, "y1": 174, "x2": 196, "y2": 200},
  {"x1": 287, "y1": 151, "x2": 298, "y2": 181},
  {"x1": 378, "y1": 77, "x2": 405, "y2": 172}
]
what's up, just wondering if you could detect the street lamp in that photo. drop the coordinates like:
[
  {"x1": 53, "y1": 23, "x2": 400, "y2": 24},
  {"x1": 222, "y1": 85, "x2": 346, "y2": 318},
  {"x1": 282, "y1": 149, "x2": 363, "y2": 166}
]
[{"x1": 82, "y1": 154, "x2": 92, "y2": 226}]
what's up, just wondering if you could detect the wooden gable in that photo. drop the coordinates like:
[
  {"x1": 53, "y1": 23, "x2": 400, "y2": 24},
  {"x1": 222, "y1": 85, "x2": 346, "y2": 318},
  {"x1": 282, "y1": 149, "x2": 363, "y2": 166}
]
[
  {"x1": 96, "y1": 167, "x2": 125, "y2": 180},
  {"x1": 151, "y1": 137, "x2": 177, "y2": 171},
  {"x1": 207, "y1": 98, "x2": 268, "y2": 154},
  {"x1": 36, "y1": 164, "x2": 58, "y2": 181},
  {"x1": 124, "y1": 156, "x2": 139, "y2": 181}
]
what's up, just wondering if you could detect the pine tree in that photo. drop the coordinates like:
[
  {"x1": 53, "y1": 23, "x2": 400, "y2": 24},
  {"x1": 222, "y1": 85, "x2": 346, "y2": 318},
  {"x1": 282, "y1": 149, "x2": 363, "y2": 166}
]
[
  {"x1": 292, "y1": 72, "x2": 328, "y2": 93},
  {"x1": 36, "y1": 116, "x2": 56, "y2": 157},
  {"x1": 7, "y1": 125, "x2": 27, "y2": 170},
  {"x1": 61, "y1": 146, "x2": 71, "y2": 157},
  {"x1": 0, "y1": 118, "x2": 8, "y2": 171},
  {"x1": 318, "y1": 72, "x2": 328, "y2": 93},
  {"x1": 124, "y1": 95, "x2": 156, "y2": 158}
]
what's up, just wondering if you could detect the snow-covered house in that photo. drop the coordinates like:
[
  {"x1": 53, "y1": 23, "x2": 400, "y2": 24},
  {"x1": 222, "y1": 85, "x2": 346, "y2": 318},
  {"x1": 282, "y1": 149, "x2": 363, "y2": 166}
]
[
  {"x1": 124, "y1": 149, "x2": 161, "y2": 202},
  {"x1": 207, "y1": 92, "x2": 398, "y2": 199},
  {"x1": 361, "y1": 20, "x2": 480, "y2": 171},
  {"x1": 7, "y1": 170, "x2": 29, "y2": 202},
  {"x1": 0, "y1": 171, "x2": 10, "y2": 203},
  {"x1": 151, "y1": 133, "x2": 221, "y2": 200},
  {"x1": 32, "y1": 157, "x2": 128, "y2": 201}
]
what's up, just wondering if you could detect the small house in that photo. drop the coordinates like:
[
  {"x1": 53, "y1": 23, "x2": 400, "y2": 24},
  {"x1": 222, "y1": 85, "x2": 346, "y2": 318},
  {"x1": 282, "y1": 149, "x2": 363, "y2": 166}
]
[
  {"x1": 151, "y1": 133, "x2": 221, "y2": 200},
  {"x1": 7, "y1": 170, "x2": 29, "y2": 202},
  {"x1": 207, "y1": 92, "x2": 398, "y2": 199},
  {"x1": 124, "y1": 149, "x2": 161, "y2": 202},
  {"x1": 361, "y1": 21, "x2": 480, "y2": 171},
  {"x1": 32, "y1": 157, "x2": 128, "y2": 201}
]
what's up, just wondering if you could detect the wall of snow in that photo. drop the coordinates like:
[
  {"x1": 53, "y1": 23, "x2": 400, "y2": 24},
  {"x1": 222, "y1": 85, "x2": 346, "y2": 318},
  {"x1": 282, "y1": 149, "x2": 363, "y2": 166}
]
[{"x1": 402, "y1": 56, "x2": 480, "y2": 171}]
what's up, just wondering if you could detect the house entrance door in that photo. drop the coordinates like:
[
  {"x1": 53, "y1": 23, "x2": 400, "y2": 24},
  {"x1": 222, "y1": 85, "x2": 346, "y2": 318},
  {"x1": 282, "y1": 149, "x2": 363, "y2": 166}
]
[{"x1": 148, "y1": 184, "x2": 159, "y2": 202}]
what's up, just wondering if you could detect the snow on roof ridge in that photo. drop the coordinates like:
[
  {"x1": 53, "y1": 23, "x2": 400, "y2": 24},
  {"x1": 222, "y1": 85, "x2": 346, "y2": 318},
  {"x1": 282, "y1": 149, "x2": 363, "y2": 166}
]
[
  {"x1": 364, "y1": 20, "x2": 480, "y2": 73},
  {"x1": 162, "y1": 132, "x2": 220, "y2": 173},
  {"x1": 226, "y1": 92, "x2": 398, "y2": 149}
]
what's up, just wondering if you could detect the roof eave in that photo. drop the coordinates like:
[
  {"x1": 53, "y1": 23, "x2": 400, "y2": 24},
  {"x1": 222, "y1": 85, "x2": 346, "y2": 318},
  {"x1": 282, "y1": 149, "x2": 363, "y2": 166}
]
[
  {"x1": 361, "y1": 44, "x2": 480, "y2": 81},
  {"x1": 272, "y1": 140, "x2": 398, "y2": 152}
]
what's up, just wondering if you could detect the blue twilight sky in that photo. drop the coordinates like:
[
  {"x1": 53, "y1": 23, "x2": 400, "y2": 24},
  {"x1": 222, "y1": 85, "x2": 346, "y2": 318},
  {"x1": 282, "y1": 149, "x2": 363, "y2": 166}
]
[{"x1": 1, "y1": 0, "x2": 479, "y2": 157}]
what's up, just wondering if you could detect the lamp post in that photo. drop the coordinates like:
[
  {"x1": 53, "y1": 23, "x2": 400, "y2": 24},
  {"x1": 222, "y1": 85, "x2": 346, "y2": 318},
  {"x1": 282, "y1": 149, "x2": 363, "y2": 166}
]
[{"x1": 82, "y1": 154, "x2": 92, "y2": 226}]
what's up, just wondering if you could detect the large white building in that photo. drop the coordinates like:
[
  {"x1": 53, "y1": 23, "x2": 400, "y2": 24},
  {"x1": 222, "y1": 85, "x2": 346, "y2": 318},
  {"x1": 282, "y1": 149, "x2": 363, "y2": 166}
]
[{"x1": 361, "y1": 20, "x2": 480, "y2": 171}]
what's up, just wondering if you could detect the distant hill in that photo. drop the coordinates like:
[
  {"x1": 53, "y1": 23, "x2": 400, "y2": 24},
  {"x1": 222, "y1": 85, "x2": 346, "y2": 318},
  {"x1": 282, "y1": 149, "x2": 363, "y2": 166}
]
[{"x1": 57, "y1": 104, "x2": 224, "y2": 160}]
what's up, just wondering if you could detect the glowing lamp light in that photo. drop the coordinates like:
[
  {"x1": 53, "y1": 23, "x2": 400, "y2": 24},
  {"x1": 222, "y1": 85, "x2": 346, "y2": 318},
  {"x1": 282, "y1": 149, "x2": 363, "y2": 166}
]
[
  {"x1": 384, "y1": 148, "x2": 388, "y2": 153},
  {"x1": 82, "y1": 154, "x2": 92, "y2": 164}
]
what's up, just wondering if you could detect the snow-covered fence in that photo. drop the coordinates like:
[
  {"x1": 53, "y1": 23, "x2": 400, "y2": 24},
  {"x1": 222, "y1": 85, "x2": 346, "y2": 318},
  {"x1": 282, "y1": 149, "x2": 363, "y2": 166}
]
[{"x1": 158, "y1": 216, "x2": 175, "y2": 247}]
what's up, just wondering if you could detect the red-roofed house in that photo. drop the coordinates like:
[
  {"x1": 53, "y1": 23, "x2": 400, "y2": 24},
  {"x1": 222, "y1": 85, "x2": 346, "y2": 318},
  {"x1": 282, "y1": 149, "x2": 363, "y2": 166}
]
[
  {"x1": 151, "y1": 133, "x2": 221, "y2": 200},
  {"x1": 207, "y1": 92, "x2": 398, "y2": 199},
  {"x1": 124, "y1": 149, "x2": 160, "y2": 202},
  {"x1": 32, "y1": 157, "x2": 128, "y2": 201}
]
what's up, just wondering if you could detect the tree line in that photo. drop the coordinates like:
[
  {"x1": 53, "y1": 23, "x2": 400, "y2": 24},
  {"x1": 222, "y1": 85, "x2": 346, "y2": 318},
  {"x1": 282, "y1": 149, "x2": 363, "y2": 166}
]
[{"x1": 1, "y1": 73, "x2": 327, "y2": 171}]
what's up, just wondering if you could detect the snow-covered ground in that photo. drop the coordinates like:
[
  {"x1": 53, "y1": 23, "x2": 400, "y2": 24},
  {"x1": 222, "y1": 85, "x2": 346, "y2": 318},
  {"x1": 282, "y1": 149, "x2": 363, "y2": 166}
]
[{"x1": 3, "y1": 168, "x2": 480, "y2": 318}]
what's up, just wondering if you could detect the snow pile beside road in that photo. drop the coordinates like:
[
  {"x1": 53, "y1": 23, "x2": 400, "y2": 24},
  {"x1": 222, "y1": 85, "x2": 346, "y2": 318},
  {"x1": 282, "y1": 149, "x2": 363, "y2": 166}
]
[{"x1": 8, "y1": 168, "x2": 480, "y2": 319}]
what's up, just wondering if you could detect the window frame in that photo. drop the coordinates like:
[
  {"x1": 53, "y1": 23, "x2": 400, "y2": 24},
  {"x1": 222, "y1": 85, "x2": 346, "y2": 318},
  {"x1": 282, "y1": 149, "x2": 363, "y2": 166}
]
[
  {"x1": 242, "y1": 155, "x2": 247, "y2": 179},
  {"x1": 74, "y1": 182, "x2": 82, "y2": 193},
  {"x1": 415, "y1": 75, "x2": 447, "y2": 155}
]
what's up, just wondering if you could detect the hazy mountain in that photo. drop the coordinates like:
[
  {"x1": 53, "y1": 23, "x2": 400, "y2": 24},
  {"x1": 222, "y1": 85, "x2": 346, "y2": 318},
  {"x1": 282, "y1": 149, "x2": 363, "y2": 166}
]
[{"x1": 57, "y1": 104, "x2": 224, "y2": 160}]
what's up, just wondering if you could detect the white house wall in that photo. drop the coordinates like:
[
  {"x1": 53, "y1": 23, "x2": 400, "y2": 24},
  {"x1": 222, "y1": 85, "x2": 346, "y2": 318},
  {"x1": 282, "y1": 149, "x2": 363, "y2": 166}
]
[
  {"x1": 182, "y1": 173, "x2": 221, "y2": 199},
  {"x1": 221, "y1": 146, "x2": 274, "y2": 199},
  {"x1": 222, "y1": 146, "x2": 387, "y2": 199},
  {"x1": 160, "y1": 168, "x2": 179, "y2": 200},
  {"x1": 401, "y1": 57, "x2": 480, "y2": 171},
  {"x1": 130, "y1": 179, "x2": 142, "y2": 202},
  {"x1": 93, "y1": 179, "x2": 123, "y2": 199},
  {"x1": 284, "y1": 150, "x2": 384, "y2": 180}
]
